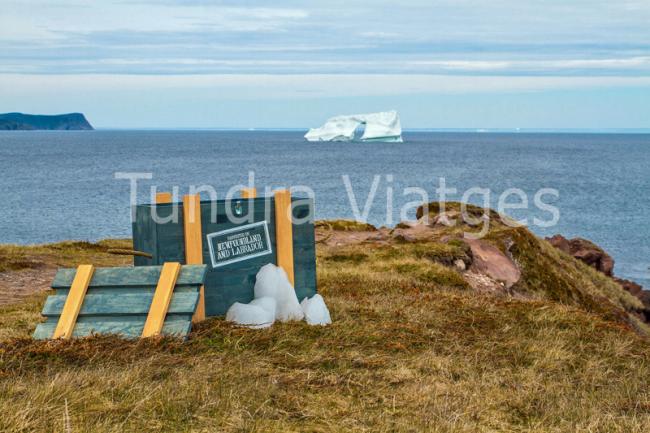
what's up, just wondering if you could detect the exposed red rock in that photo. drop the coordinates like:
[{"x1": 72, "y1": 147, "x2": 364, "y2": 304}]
[
  {"x1": 545, "y1": 234, "x2": 571, "y2": 254},
  {"x1": 615, "y1": 277, "x2": 644, "y2": 297},
  {"x1": 546, "y1": 234, "x2": 614, "y2": 276},
  {"x1": 464, "y1": 238, "x2": 521, "y2": 289}
]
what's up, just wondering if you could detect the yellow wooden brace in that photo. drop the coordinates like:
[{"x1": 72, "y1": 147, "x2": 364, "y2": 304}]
[
  {"x1": 241, "y1": 188, "x2": 257, "y2": 198},
  {"x1": 274, "y1": 189, "x2": 295, "y2": 286},
  {"x1": 53, "y1": 264, "x2": 95, "y2": 339},
  {"x1": 141, "y1": 262, "x2": 182, "y2": 337},
  {"x1": 183, "y1": 194, "x2": 206, "y2": 322},
  {"x1": 155, "y1": 192, "x2": 173, "y2": 204}
]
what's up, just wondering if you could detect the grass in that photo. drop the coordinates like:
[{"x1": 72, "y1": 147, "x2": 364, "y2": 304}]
[
  {"x1": 0, "y1": 239, "x2": 133, "y2": 273},
  {"x1": 0, "y1": 210, "x2": 649, "y2": 432}
]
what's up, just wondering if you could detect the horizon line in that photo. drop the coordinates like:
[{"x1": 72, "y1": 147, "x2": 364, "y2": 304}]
[{"x1": 87, "y1": 127, "x2": 650, "y2": 134}]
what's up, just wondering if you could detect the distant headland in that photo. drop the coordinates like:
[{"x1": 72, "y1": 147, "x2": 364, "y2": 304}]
[{"x1": 0, "y1": 112, "x2": 94, "y2": 130}]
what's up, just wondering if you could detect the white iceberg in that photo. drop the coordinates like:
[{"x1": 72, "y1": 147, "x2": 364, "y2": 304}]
[
  {"x1": 305, "y1": 110, "x2": 402, "y2": 142},
  {"x1": 300, "y1": 294, "x2": 332, "y2": 326}
]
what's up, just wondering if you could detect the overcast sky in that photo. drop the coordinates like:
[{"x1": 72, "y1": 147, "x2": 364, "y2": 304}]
[{"x1": 1, "y1": 0, "x2": 649, "y2": 128}]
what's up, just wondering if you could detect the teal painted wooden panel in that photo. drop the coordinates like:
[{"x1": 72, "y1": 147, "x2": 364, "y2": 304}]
[
  {"x1": 52, "y1": 264, "x2": 208, "y2": 289},
  {"x1": 132, "y1": 197, "x2": 318, "y2": 317},
  {"x1": 42, "y1": 291, "x2": 199, "y2": 316},
  {"x1": 53, "y1": 284, "x2": 199, "y2": 296},
  {"x1": 34, "y1": 264, "x2": 207, "y2": 340},
  {"x1": 132, "y1": 203, "x2": 158, "y2": 266},
  {"x1": 33, "y1": 315, "x2": 192, "y2": 340}
]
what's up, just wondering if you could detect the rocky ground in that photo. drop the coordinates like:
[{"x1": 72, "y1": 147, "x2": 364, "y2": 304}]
[{"x1": 317, "y1": 201, "x2": 649, "y2": 332}]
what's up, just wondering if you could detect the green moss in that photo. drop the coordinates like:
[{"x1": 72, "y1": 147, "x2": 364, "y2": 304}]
[
  {"x1": 394, "y1": 262, "x2": 423, "y2": 274},
  {"x1": 415, "y1": 201, "x2": 503, "y2": 221},
  {"x1": 407, "y1": 242, "x2": 471, "y2": 266},
  {"x1": 325, "y1": 252, "x2": 369, "y2": 264},
  {"x1": 414, "y1": 264, "x2": 470, "y2": 289},
  {"x1": 315, "y1": 219, "x2": 377, "y2": 232},
  {"x1": 367, "y1": 242, "x2": 470, "y2": 268}
]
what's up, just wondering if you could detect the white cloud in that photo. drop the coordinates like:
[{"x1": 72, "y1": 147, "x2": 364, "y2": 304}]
[
  {"x1": 3, "y1": 57, "x2": 650, "y2": 75},
  {"x1": 0, "y1": 1, "x2": 309, "y2": 42},
  {"x1": 358, "y1": 31, "x2": 401, "y2": 39},
  {"x1": 0, "y1": 1, "x2": 649, "y2": 76},
  {"x1": 2, "y1": 74, "x2": 650, "y2": 100}
]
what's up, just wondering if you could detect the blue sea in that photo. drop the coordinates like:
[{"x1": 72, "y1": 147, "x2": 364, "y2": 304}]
[{"x1": 1, "y1": 130, "x2": 649, "y2": 287}]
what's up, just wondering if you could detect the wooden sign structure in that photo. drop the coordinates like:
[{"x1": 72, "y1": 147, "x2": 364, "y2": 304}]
[
  {"x1": 33, "y1": 264, "x2": 208, "y2": 339},
  {"x1": 133, "y1": 189, "x2": 317, "y2": 317}
]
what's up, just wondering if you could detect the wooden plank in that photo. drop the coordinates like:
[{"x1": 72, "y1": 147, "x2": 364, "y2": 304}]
[
  {"x1": 274, "y1": 190, "x2": 295, "y2": 286},
  {"x1": 183, "y1": 194, "x2": 205, "y2": 322},
  {"x1": 183, "y1": 195, "x2": 203, "y2": 264},
  {"x1": 292, "y1": 214, "x2": 317, "y2": 299},
  {"x1": 53, "y1": 284, "x2": 198, "y2": 296},
  {"x1": 142, "y1": 262, "x2": 182, "y2": 337},
  {"x1": 52, "y1": 265, "x2": 94, "y2": 339},
  {"x1": 241, "y1": 188, "x2": 257, "y2": 198},
  {"x1": 133, "y1": 205, "x2": 156, "y2": 266},
  {"x1": 33, "y1": 315, "x2": 192, "y2": 340},
  {"x1": 52, "y1": 265, "x2": 207, "y2": 289},
  {"x1": 156, "y1": 192, "x2": 173, "y2": 204},
  {"x1": 42, "y1": 291, "x2": 199, "y2": 316}
]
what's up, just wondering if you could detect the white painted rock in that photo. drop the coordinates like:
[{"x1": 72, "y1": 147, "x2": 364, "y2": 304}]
[
  {"x1": 253, "y1": 263, "x2": 281, "y2": 299},
  {"x1": 301, "y1": 294, "x2": 332, "y2": 326},
  {"x1": 253, "y1": 263, "x2": 303, "y2": 322},
  {"x1": 273, "y1": 266, "x2": 304, "y2": 322},
  {"x1": 225, "y1": 298, "x2": 276, "y2": 329}
]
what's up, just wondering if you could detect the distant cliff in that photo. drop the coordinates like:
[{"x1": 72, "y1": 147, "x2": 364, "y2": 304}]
[{"x1": 0, "y1": 113, "x2": 94, "y2": 130}]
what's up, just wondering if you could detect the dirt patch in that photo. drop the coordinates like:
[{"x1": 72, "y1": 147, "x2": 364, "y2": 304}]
[
  {"x1": 316, "y1": 227, "x2": 391, "y2": 247},
  {"x1": 0, "y1": 268, "x2": 56, "y2": 306}
]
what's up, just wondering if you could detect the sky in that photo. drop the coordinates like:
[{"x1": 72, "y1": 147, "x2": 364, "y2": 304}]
[{"x1": 1, "y1": 0, "x2": 649, "y2": 129}]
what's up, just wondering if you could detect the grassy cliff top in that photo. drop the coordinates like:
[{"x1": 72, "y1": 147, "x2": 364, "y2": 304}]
[{"x1": 0, "y1": 205, "x2": 649, "y2": 432}]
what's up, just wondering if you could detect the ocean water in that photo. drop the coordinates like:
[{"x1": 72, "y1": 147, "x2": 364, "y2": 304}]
[{"x1": 1, "y1": 130, "x2": 649, "y2": 287}]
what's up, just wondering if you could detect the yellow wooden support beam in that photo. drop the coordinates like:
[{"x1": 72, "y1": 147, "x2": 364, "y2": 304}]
[
  {"x1": 241, "y1": 188, "x2": 257, "y2": 199},
  {"x1": 183, "y1": 194, "x2": 205, "y2": 322},
  {"x1": 274, "y1": 189, "x2": 295, "y2": 286},
  {"x1": 141, "y1": 262, "x2": 181, "y2": 337},
  {"x1": 53, "y1": 264, "x2": 95, "y2": 339},
  {"x1": 156, "y1": 192, "x2": 173, "y2": 204}
]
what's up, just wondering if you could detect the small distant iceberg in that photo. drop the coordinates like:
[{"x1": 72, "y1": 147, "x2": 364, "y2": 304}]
[{"x1": 305, "y1": 110, "x2": 402, "y2": 142}]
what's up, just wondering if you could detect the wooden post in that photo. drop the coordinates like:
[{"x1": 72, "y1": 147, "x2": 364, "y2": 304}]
[
  {"x1": 274, "y1": 190, "x2": 295, "y2": 286},
  {"x1": 241, "y1": 188, "x2": 257, "y2": 199},
  {"x1": 53, "y1": 264, "x2": 95, "y2": 339},
  {"x1": 142, "y1": 262, "x2": 181, "y2": 337},
  {"x1": 156, "y1": 192, "x2": 173, "y2": 204},
  {"x1": 183, "y1": 194, "x2": 205, "y2": 322}
]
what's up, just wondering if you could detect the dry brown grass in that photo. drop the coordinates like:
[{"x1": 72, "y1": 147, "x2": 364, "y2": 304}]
[
  {"x1": 0, "y1": 239, "x2": 132, "y2": 273},
  {"x1": 0, "y1": 218, "x2": 649, "y2": 432}
]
